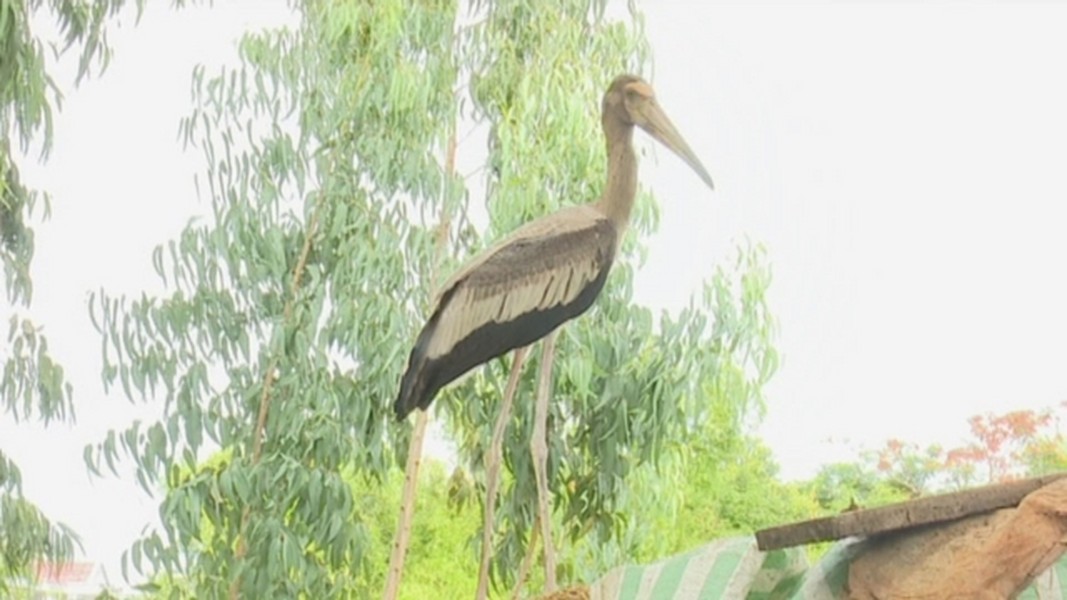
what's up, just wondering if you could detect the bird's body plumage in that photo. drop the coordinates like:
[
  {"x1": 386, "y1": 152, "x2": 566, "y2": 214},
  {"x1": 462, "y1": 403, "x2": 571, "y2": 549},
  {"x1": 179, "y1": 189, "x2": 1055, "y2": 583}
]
[
  {"x1": 394, "y1": 74, "x2": 713, "y2": 420},
  {"x1": 395, "y1": 205, "x2": 617, "y2": 418}
]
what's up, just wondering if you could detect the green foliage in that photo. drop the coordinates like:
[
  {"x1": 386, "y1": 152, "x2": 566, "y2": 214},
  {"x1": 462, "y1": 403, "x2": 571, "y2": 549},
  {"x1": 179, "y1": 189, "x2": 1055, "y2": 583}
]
[
  {"x1": 2, "y1": 0, "x2": 167, "y2": 589},
  {"x1": 2, "y1": 0, "x2": 153, "y2": 303},
  {"x1": 1023, "y1": 435, "x2": 1067, "y2": 476},
  {"x1": 806, "y1": 462, "x2": 912, "y2": 515},
  {"x1": 811, "y1": 407, "x2": 1067, "y2": 518},
  {"x1": 355, "y1": 462, "x2": 482, "y2": 599},
  {"x1": 804, "y1": 440, "x2": 952, "y2": 515},
  {"x1": 0, "y1": 450, "x2": 80, "y2": 595},
  {"x1": 2, "y1": 316, "x2": 72, "y2": 423},
  {"x1": 668, "y1": 438, "x2": 814, "y2": 551},
  {"x1": 141, "y1": 458, "x2": 482, "y2": 600},
  {"x1": 90, "y1": 0, "x2": 460, "y2": 596}
]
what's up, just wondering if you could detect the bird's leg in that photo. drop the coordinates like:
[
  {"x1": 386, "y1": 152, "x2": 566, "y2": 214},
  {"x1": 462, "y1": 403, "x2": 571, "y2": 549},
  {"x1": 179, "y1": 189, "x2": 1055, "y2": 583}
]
[
  {"x1": 532, "y1": 330, "x2": 558, "y2": 592},
  {"x1": 475, "y1": 346, "x2": 529, "y2": 600}
]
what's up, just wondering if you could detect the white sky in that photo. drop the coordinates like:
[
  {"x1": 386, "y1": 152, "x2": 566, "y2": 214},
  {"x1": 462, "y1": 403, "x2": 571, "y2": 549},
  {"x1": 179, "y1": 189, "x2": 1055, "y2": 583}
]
[{"x1": 3, "y1": 0, "x2": 1066, "y2": 585}]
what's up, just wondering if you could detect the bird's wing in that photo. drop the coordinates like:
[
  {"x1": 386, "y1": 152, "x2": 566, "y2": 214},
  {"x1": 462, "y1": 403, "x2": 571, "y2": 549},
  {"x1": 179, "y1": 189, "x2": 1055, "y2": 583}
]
[
  {"x1": 427, "y1": 206, "x2": 615, "y2": 358},
  {"x1": 395, "y1": 205, "x2": 617, "y2": 418},
  {"x1": 434, "y1": 204, "x2": 608, "y2": 303}
]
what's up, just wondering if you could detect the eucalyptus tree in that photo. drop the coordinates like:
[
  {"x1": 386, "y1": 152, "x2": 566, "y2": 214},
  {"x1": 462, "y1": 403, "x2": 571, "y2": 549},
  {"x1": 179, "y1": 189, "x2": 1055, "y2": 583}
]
[
  {"x1": 1, "y1": 0, "x2": 165, "y2": 588},
  {"x1": 92, "y1": 1, "x2": 459, "y2": 596},
  {"x1": 89, "y1": 0, "x2": 779, "y2": 597}
]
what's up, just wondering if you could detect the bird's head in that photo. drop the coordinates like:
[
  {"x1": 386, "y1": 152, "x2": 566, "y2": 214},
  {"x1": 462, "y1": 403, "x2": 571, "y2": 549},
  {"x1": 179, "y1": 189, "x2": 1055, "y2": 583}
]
[{"x1": 603, "y1": 74, "x2": 715, "y2": 190}]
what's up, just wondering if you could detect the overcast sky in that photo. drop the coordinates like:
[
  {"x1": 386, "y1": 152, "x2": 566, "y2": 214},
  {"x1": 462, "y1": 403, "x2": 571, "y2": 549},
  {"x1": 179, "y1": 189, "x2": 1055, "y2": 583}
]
[{"x1": 3, "y1": 0, "x2": 1066, "y2": 584}]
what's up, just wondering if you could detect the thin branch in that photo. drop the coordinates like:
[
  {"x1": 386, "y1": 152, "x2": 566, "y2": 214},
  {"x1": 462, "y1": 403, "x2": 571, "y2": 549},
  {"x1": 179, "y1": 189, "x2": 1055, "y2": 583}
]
[
  {"x1": 383, "y1": 410, "x2": 430, "y2": 599},
  {"x1": 511, "y1": 512, "x2": 541, "y2": 600}
]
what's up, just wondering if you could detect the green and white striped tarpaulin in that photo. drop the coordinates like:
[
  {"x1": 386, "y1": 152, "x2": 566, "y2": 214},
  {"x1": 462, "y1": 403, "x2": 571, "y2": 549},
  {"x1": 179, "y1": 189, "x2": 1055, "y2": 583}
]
[{"x1": 588, "y1": 536, "x2": 1067, "y2": 599}]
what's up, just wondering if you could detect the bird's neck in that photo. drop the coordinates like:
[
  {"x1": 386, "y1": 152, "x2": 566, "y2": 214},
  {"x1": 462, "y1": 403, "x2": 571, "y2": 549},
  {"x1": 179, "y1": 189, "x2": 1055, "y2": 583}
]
[{"x1": 597, "y1": 121, "x2": 638, "y2": 234}]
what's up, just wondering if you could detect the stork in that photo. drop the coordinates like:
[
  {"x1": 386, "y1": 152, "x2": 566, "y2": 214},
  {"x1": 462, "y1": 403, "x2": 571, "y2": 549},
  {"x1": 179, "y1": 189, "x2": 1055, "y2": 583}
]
[{"x1": 395, "y1": 74, "x2": 714, "y2": 595}]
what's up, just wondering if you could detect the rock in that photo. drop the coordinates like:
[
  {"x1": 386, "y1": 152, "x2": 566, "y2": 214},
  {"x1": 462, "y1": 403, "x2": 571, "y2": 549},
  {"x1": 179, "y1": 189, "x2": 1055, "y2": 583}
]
[{"x1": 848, "y1": 478, "x2": 1067, "y2": 599}]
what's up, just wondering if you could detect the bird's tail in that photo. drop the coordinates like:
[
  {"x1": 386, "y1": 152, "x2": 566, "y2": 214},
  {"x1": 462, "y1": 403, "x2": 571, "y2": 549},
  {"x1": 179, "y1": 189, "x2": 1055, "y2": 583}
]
[
  {"x1": 394, "y1": 355, "x2": 426, "y2": 421},
  {"x1": 394, "y1": 318, "x2": 439, "y2": 420}
]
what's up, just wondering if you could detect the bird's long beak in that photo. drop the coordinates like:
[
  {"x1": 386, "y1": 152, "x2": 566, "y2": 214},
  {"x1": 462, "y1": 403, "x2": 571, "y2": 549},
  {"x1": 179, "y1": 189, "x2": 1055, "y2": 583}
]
[{"x1": 639, "y1": 101, "x2": 715, "y2": 191}]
